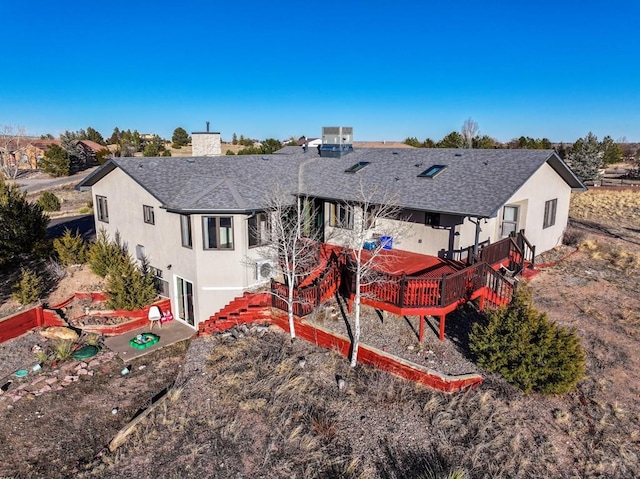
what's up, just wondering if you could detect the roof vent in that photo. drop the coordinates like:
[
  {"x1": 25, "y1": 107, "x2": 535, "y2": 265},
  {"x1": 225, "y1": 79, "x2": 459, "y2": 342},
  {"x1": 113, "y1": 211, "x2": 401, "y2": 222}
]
[
  {"x1": 454, "y1": 152, "x2": 462, "y2": 157},
  {"x1": 186, "y1": 158, "x2": 195, "y2": 163},
  {"x1": 261, "y1": 156, "x2": 269, "y2": 161}
]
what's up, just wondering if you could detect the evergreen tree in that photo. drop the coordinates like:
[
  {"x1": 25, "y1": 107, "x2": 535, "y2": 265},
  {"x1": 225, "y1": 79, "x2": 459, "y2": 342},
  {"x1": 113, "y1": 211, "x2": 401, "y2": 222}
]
[
  {"x1": 0, "y1": 178, "x2": 48, "y2": 267},
  {"x1": 470, "y1": 286, "x2": 586, "y2": 394},
  {"x1": 232, "y1": 133, "x2": 238, "y2": 145},
  {"x1": 53, "y1": 228, "x2": 87, "y2": 266},
  {"x1": 601, "y1": 136, "x2": 623, "y2": 165},
  {"x1": 570, "y1": 132, "x2": 602, "y2": 182},
  {"x1": 172, "y1": 127, "x2": 190, "y2": 147},
  {"x1": 86, "y1": 126, "x2": 106, "y2": 145},
  {"x1": 40, "y1": 144, "x2": 70, "y2": 177},
  {"x1": 437, "y1": 131, "x2": 464, "y2": 148},
  {"x1": 105, "y1": 254, "x2": 157, "y2": 310}
]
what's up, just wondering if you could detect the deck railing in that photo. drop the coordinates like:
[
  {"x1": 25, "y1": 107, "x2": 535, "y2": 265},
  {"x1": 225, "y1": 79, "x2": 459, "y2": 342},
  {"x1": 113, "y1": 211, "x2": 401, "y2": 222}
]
[
  {"x1": 271, "y1": 250, "x2": 343, "y2": 317},
  {"x1": 352, "y1": 261, "x2": 512, "y2": 310},
  {"x1": 272, "y1": 246, "x2": 517, "y2": 316}
]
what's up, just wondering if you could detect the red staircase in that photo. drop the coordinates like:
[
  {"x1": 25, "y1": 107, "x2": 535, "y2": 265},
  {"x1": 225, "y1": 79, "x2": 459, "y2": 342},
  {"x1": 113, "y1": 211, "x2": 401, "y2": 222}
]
[{"x1": 198, "y1": 292, "x2": 271, "y2": 336}]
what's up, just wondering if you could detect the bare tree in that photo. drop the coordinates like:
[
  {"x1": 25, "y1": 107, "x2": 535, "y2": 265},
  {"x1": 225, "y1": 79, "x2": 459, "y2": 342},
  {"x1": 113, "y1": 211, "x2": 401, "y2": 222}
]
[
  {"x1": 336, "y1": 182, "x2": 411, "y2": 367},
  {"x1": 1, "y1": 125, "x2": 26, "y2": 179},
  {"x1": 254, "y1": 186, "x2": 324, "y2": 340},
  {"x1": 461, "y1": 117, "x2": 479, "y2": 149}
]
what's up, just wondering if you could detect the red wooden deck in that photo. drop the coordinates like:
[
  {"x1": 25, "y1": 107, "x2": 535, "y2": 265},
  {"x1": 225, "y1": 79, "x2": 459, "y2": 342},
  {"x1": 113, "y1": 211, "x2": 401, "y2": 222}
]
[{"x1": 271, "y1": 233, "x2": 533, "y2": 342}]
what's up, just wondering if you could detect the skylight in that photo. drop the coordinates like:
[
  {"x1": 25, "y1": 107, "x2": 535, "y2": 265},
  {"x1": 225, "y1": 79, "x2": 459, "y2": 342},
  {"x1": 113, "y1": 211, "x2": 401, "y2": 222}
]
[
  {"x1": 344, "y1": 161, "x2": 371, "y2": 173},
  {"x1": 417, "y1": 164, "x2": 447, "y2": 178}
]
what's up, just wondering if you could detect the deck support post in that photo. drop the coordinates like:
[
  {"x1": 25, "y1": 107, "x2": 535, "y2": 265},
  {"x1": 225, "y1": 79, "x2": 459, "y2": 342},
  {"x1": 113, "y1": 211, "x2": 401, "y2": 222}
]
[
  {"x1": 439, "y1": 314, "x2": 445, "y2": 341},
  {"x1": 419, "y1": 315, "x2": 425, "y2": 342},
  {"x1": 478, "y1": 294, "x2": 485, "y2": 311}
]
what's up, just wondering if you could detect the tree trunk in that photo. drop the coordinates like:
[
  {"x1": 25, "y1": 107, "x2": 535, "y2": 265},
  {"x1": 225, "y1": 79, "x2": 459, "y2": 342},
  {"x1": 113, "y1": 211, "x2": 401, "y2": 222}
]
[
  {"x1": 350, "y1": 266, "x2": 361, "y2": 367},
  {"x1": 287, "y1": 275, "x2": 296, "y2": 340}
]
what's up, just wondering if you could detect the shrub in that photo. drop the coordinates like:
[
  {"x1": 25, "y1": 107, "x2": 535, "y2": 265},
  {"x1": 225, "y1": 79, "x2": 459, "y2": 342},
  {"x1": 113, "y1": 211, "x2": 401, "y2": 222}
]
[
  {"x1": 562, "y1": 227, "x2": 585, "y2": 247},
  {"x1": 51, "y1": 340, "x2": 75, "y2": 361},
  {"x1": 53, "y1": 228, "x2": 87, "y2": 265},
  {"x1": 13, "y1": 268, "x2": 43, "y2": 305},
  {"x1": 469, "y1": 286, "x2": 586, "y2": 395},
  {"x1": 105, "y1": 255, "x2": 157, "y2": 310},
  {"x1": 37, "y1": 191, "x2": 61, "y2": 211},
  {"x1": 87, "y1": 228, "x2": 127, "y2": 277}
]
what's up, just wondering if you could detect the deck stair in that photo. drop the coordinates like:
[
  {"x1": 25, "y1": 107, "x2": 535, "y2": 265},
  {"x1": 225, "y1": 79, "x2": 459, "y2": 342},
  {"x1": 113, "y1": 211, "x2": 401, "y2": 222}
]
[{"x1": 198, "y1": 292, "x2": 271, "y2": 335}]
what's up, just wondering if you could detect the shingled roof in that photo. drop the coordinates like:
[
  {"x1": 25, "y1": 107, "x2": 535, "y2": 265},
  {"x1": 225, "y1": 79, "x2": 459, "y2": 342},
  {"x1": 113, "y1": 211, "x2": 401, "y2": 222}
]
[{"x1": 78, "y1": 148, "x2": 584, "y2": 218}]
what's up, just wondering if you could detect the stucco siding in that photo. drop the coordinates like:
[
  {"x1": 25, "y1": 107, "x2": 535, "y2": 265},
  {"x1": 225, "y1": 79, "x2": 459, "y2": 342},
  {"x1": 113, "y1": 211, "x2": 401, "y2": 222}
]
[{"x1": 499, "y1": 162, "x2": 571, "y2": 254}]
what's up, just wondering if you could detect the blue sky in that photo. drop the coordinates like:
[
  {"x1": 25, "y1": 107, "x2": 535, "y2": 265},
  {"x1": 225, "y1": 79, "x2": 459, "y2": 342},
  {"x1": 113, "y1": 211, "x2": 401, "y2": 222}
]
[{"x1": 2, "y1": 0, "x2": 639, "y2": 143}]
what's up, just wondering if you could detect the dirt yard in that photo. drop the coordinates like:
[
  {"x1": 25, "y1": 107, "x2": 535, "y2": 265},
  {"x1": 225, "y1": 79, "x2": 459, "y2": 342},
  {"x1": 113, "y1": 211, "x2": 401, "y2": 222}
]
[{"x1": 1, "y1": 188, "x2": 639, "y2": 478}]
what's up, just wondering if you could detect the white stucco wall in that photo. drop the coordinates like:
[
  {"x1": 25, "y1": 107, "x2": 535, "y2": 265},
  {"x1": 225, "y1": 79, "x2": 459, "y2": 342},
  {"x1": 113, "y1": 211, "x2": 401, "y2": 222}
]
[
  {"x1": 91, "y1": 169, "x2": 266, "y2": 328},
  {"x1": 496, "y1": 161, "x2": 572, "y2": 254}
]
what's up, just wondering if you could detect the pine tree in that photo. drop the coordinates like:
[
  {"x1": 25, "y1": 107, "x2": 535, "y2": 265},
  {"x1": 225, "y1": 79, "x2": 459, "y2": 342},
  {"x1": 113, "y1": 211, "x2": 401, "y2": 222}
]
[
  {"x1": 569, "y1": 132, "x2": 602, "y2": 182},
  {"x1": 40, "y1": 144, "x2": 70, "y2": 177},
  {"x1": 53, "y1": 228, "x2": 87, "y2": 266},
  {"x1": 470, "y1": 286, "x2": 586, "y2": 394},
  {"x1": 0, "y1": 178, "x2": 48, "y2": 267}
]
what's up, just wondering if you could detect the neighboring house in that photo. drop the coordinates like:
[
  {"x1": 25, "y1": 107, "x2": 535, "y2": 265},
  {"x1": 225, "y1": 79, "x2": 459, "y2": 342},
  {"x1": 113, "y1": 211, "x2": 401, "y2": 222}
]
[
  {"x1": 78, "y1": 146, "x2": 584, "y2": 330},
  {"x1": 76, "y1": 140, "x2": 109, "y2": 167}
]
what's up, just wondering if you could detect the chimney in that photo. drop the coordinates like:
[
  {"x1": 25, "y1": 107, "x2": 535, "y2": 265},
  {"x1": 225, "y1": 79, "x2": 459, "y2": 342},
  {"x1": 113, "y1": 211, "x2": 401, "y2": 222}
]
[{"x1": 206, "y1": 121, "x2": 210, "y2": 133}]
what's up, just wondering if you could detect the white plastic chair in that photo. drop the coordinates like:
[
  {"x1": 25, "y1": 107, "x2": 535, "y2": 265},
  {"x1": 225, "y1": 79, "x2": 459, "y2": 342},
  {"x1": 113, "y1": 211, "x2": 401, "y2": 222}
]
[{"x1": 148, "y1": 305, "x2": 162, "y2": 330}]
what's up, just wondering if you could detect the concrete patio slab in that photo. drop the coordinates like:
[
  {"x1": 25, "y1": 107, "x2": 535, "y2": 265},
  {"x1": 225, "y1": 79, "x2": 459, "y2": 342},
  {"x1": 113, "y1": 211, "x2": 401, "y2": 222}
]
[{"x1": 104, "y1": 319, "x2": 196, "y2": 362}]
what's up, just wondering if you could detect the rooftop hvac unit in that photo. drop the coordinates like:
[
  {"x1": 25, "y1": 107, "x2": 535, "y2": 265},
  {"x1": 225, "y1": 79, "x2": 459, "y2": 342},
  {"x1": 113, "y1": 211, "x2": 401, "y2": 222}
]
[{"x1": 255, "y1": 259, "x2": 276, "y2": 281}]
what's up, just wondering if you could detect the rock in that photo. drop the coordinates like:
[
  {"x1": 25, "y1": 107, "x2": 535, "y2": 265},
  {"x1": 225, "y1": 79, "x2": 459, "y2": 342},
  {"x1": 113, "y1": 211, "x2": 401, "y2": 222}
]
[
  {"x1": 88, "y1": 370, "x2": 94, "y2": 376},
  {"x1": 39, "y1": 385, "x2": 52, "y2": 393},
  {"x1": 78, "y1": 369, "x2": 88, "y2": 375},
  {"x1": 407, "y1": 345, "x2": 415, "y2": 351},
  {"x1": 45, "y1": 378, "x2": 58, "y2": 385},
  {"x1": 39, "y1": 327, "x2": 79, "y2": 341},
  {"x1": 31, "y1": 376, "x2": 46, "y2": 385},
  {"x1": 88, "y1": 359, "x2": 100, "y2": 367}
]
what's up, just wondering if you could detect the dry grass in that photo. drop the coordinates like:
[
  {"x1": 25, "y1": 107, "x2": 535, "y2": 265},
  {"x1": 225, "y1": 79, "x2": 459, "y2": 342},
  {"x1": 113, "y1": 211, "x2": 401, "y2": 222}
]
[
  {"x1": 74, "y1": 325, "x2": 640, "y2": 479},
  {"x1": 579, "y1": 239, "x2": 640, "y2": 272},
  {"x1": 571, "y1": 189, "x2": 640, "y2": 225}
]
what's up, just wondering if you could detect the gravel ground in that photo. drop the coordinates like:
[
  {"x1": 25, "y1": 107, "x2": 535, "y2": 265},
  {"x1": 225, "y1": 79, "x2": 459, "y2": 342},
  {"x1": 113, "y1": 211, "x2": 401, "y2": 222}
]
[
  {"x1": 0, "y1": 331, "x2": 44, "y2": 380},
  {"x1": 304, "y1": 297, "x2": 480, "y2": 376}
]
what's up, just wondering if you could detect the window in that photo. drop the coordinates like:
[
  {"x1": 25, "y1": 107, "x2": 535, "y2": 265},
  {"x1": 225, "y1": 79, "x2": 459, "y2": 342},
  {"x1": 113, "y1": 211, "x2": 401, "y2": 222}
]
[
  {"x1": 543, "y1": 199, "x2": 557, "y2": 229},
  {"x1": 364, "y1": 205, "x2": 377, "y2": 229},
  {"x1": 330, "y1": 203, "x2": 354, "y2": 229},
  {"x1": 96, "y1": 195, "x2": 109, "y2": 223},
  {"x1": 135, "y1": 244, "x2": 146, "y2": 260},
  {"x1": 143, "y1": 205, "x2": 155, "y2": 225},
  {"x1": 417, "y1": 164, "x2": 447, "y2": 178},
  {"x1": 150, "y1": 267, "x2": 169, "y2": 297},
  {"x1": 425, "y1": 212, "x2": 440, "y2": 227},
  {"x1": 180, "y1": 215, "x2": 192, "y2": 248},
  {"x1": 248, "y1": 212, "x2": 269, "y2": 248},
  {"x1": 344, "y1": 161, "x2": 371, "y2": 173},
  {"x1": 501, "y1": 205, "x2": 519, "y2": 238},
  {"x1": 203, "y1": 216, "x2": 234, "y2": 250}
]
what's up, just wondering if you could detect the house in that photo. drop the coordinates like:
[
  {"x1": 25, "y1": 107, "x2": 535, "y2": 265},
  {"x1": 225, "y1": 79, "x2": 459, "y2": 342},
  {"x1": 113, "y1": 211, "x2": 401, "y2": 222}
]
[
  {"x1": 77, "y1": 143, "x2": 584, "y2": 331},
  {"x1": 0, "y1": 138, "x2": 60, "y2": 170},
  {"x1": 76, "y1": 140, "x2": 109, "y2": 167}
]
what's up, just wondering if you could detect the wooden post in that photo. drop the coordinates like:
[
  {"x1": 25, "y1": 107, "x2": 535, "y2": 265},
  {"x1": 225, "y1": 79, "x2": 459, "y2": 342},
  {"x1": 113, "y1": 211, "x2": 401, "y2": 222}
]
[
  {"x1": 439, "y1": 314, "x2": 445, "y2": 341},
  {"x1": 419, "y1": 315, "x2": 425, "y2": 342}
]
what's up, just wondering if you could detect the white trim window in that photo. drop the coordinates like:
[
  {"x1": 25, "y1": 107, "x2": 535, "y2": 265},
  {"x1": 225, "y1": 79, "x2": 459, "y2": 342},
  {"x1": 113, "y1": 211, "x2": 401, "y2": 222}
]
[
  {"x1": 96, "y1": 195, "x2": 109, "y2": 223},
  {"x1": 543, "y1": 199, "x2": 557, "y2": 229},
  {"x1": 180, "y1": 214, "x2": 192, "y2": 248},
  {"x1": 203, "y1": 216, "x2": 234, "y2": 250},
  {"x1": 330, "y1": 202, "x2": 354, "y2": 229},
  {"x1": 143, "y1": 205, "x2": 155, "y2": 225}
]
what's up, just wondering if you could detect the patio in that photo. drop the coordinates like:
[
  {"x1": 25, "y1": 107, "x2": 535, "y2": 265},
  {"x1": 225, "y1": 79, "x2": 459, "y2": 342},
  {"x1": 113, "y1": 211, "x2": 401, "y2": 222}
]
[{"x1": 104, "y1": 319, "x2": 196, "y2": 361}]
